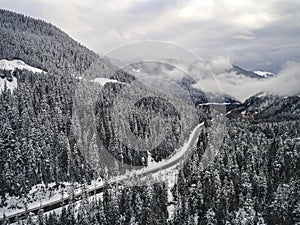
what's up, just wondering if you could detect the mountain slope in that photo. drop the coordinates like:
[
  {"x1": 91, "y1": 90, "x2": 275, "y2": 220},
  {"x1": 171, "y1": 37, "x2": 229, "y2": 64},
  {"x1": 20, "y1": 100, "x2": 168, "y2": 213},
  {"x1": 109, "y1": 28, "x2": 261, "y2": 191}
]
[
  {"x1": 0, "y1": 9, "x2": 107, "y2": 201},
  {"x1": 0, "y1": 9, "x2": 98, "y2": 74},
  {"x1": 230, "y1": 64, "x2": 275, "y2": 79},
  {"x1": 228, "y1": 92, "x2": 300, "y2": 121}
]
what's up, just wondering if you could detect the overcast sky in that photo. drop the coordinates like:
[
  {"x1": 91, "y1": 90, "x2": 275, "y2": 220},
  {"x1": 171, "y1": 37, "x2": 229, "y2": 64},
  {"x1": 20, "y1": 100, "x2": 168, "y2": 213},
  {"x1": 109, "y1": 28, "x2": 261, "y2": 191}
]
[{"x1": 1, "y1": 0, "x2": 300, "y2": 72}]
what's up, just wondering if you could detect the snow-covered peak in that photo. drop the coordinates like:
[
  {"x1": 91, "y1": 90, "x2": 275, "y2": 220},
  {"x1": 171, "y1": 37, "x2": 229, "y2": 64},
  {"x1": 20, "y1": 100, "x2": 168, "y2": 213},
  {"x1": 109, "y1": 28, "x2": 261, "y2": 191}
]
[
  {"x1": 0, "y1": 59, "x2": 45, "y2": 73},
  {"x1": 253, "y1": 70, "x2": 275, "y2": 78}
]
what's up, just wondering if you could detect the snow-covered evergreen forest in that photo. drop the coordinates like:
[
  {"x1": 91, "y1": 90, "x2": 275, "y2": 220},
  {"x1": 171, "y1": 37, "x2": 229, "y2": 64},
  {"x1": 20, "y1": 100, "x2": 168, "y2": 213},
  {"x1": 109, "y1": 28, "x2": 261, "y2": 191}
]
[{"x1": 0, "y1": 9, "x2": 299, "y2": 225}]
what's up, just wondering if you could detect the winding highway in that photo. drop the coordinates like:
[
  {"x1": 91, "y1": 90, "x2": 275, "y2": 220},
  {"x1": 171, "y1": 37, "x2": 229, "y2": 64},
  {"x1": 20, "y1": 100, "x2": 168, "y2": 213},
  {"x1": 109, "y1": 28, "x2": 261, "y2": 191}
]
[{"x1": 0, "y1": 122, "x2": 204, "y2": 224}]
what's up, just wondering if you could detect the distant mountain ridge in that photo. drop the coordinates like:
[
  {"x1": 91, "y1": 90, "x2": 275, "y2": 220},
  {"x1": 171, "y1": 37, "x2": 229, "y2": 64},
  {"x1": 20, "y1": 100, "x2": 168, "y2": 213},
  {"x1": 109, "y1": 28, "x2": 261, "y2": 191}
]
[
  {"x1": 228, "y1": 92, "x2": 300, "y2": 121},
  {"x1": 230, "y1": 64, "x2": 275, "y2": 79}
]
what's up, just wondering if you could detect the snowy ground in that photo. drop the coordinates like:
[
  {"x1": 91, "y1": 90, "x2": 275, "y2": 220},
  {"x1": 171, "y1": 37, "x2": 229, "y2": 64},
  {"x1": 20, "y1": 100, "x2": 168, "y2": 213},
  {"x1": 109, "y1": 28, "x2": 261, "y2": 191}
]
[
  {"x1": 0, "y1": 79, "x2": 17, "y2": 92},
  {"x1": 0, "y1": 122, "x2": 204, "y2": 222},
  {"x1": 92, "y1": 77, "x2": 124, "y2": 86},
  {"x1": 0, "y1": 60, "x2": 44, "y2": 73},
  {"x1": 0, "y1": 59, "x2": 45, "y2": 92},
  {"x1": 198, "y1": 102, "x2": 230, "y2": 106}
]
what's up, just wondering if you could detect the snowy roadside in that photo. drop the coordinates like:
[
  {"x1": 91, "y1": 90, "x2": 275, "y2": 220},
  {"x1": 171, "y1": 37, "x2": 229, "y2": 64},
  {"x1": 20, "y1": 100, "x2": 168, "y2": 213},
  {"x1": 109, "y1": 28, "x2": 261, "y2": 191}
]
[{"x1": 0, "y1": 122, "x2": 204, "y2": 221}]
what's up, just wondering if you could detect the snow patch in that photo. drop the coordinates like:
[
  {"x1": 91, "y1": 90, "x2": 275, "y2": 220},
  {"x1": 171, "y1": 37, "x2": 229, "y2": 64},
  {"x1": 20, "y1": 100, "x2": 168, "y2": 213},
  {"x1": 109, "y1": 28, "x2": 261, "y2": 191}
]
[
  {"x1": 0, "y1": 59, "x2": 45, "y2": 92},
  {"x1": 92, "y1": 78, "x2": 124, "y2": 86},
  {"x1": 198, "y1": 102, "x2": 232, "y2": 106},
  {"x1": 254, "y1": 92, "x2": 272, "y2": 98},
  {"x1": 253, "y1": 70, "x2": 275, "y2": 78},
  {"x1": 0, "y1": 79, "x2": 17, "y2": 92},
  {"x1": 132, "y1": 67, "x2": 141, "y2": 73},
  {"x1": 0, "y1": 59, "x2": 44, "y2": 73}
]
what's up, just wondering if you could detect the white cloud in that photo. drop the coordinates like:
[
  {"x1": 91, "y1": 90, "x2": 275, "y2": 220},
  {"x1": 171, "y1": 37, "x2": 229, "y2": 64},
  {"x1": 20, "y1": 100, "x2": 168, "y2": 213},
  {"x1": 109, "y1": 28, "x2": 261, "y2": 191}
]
[
  {"x1": 179, "y1": 0, "x2": 215, "y2": 21},
  {"x1": 193, "y1": 60, "x2": 300, "y2": 101},
  {"x1": 209, "y1": 56, "x2": 232, "y2": 74},
  {"x1": 1, "y1": 0, "x2": 300, "y2": 73},
  {"x1": 267, "y1": 61, "x2": 300, "y2": 96}
]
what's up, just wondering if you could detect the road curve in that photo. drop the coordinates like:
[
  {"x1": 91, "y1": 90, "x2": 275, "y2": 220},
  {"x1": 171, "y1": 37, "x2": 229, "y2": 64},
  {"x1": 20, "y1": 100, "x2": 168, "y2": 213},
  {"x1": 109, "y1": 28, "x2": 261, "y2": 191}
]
[{"x1": 1, "y1": 122, "x2": 204, "y2": 224}]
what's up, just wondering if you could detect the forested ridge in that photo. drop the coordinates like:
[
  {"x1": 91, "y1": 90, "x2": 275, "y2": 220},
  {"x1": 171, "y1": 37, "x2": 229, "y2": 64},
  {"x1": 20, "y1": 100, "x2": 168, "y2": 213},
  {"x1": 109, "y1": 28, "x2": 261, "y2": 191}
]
[
  {"x1": 0, "y1": 9, "x2": 97, "y2": 73},
  {"x1": 0, "y1": 9, "x2": 299, "y2": 225}
]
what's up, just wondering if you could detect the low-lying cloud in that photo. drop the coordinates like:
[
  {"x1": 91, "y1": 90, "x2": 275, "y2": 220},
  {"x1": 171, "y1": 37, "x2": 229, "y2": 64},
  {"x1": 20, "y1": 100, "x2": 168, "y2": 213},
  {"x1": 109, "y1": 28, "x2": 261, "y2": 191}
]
[
  {"x1": 123, "y1": 55, "x2": 299, "y2": 102},
  {"x1": 194, "y1": 60, "x2": 300, "y2": 102}
]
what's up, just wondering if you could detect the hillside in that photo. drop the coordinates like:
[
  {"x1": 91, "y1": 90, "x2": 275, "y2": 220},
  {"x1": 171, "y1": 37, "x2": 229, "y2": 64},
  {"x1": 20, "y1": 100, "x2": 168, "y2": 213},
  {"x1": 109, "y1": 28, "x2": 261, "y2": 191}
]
[
  {"x1": 0, "y1": 9, "x2": 99, "y2": 74},
  {"x1": 0, "y1": 9, "x2": 105, "y2": 203},
  {"x1": 228, "y1": 93, "x2": 300, "y2": 121},
  {"x1": 0, "y1": 9, "x2": 299, "y2": 225}
]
